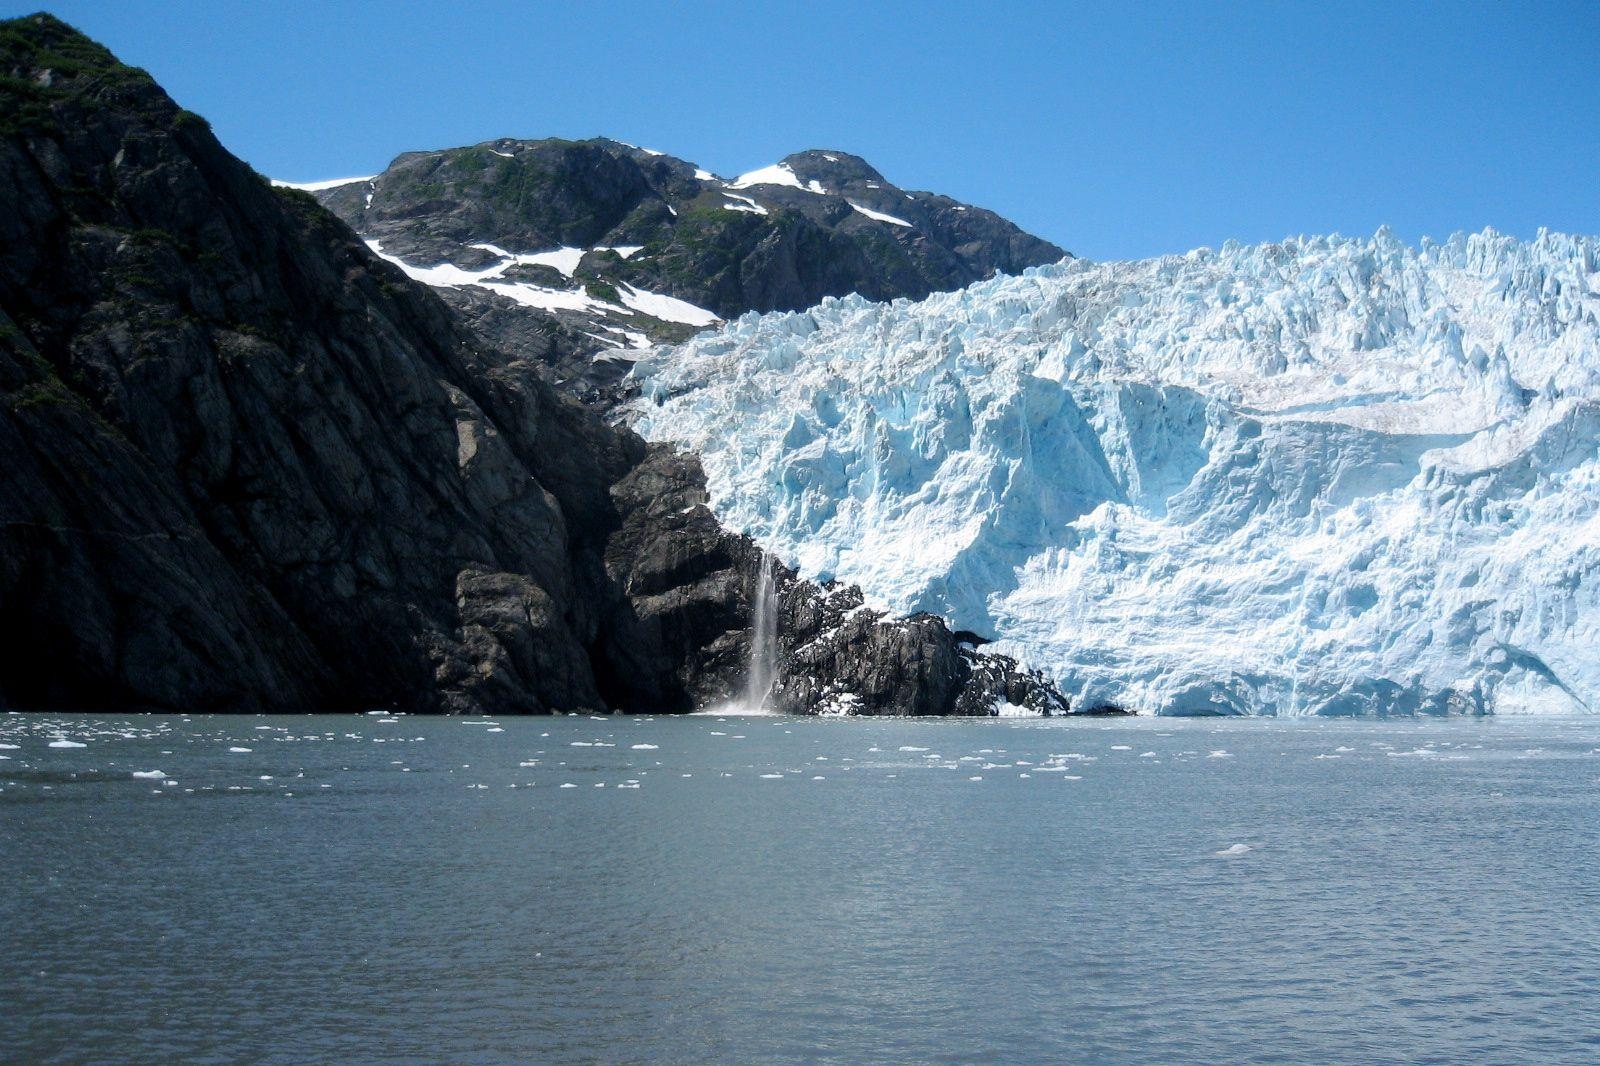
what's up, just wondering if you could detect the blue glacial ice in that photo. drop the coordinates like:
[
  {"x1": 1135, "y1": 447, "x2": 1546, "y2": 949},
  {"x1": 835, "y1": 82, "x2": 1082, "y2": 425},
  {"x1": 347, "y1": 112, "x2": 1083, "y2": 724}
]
[{"x1": 628, "y1": 229, "x2": 1600, "y2": 715}]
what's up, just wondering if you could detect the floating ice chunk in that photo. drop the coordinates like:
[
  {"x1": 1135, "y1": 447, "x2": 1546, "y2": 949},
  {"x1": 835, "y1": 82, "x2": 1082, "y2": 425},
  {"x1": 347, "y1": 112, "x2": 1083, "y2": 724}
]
[
  {"x1": 131, "y1": 769, "x2": 165, "y2": 779},
  {"x1": 49, "y1": 739, "x2": 86, "y2": 748},
  {"x1": 630, "y1": 743, "x2": 659, "y2": 750},
  {"x1": 227, "y1": 746, "x2": 251, "y2": 753}
]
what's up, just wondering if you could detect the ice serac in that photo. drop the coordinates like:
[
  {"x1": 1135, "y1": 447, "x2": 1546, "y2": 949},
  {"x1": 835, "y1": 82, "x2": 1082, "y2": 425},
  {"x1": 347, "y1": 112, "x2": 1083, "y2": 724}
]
[{"x1": 630, "y1": 230, "x2": 1600, "y2": 715}]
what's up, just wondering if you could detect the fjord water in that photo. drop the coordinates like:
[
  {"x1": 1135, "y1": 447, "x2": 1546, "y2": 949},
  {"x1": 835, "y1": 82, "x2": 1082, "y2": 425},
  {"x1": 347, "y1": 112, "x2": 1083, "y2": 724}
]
[{"x1": 4, "y1": 714, "x2": 1600, "y2": 1064}]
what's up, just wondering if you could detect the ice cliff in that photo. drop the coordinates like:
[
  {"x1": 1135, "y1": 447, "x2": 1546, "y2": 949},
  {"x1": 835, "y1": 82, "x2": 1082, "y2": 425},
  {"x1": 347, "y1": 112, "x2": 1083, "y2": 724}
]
[{"x1": 629, "y1": 229, "x2": 1600, "y2": 715}]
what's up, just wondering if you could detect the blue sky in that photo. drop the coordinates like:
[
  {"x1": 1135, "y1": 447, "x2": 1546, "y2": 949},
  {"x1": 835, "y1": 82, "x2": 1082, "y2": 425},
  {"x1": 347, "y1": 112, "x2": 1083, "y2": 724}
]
[{"x1": 10, "y1": 0, "x2": 1597, "y2": 260}]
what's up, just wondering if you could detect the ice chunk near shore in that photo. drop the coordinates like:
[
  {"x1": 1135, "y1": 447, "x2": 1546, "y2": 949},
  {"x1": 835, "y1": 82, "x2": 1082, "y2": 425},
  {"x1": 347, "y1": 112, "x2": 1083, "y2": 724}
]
[{"x1": 629, "y1": 228, "x2": 1600, "y2": 716}]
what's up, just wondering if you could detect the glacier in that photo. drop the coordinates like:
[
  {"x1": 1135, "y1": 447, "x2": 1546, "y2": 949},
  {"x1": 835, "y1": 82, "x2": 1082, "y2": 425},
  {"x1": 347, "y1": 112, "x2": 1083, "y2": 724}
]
[{"x1": 627, "y1": 229, "x2": 1600, "y2": 715}]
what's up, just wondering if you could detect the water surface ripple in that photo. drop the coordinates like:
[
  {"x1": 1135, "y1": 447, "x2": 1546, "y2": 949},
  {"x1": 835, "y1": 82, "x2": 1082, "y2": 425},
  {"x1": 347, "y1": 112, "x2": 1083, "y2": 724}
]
[{"x1": 4, "y1": 713, "x2": 1599, "y2": 1063}]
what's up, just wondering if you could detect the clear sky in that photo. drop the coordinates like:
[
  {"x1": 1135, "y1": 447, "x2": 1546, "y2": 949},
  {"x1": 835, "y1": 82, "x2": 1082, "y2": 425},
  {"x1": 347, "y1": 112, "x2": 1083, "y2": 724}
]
[{"x1": 8, "y1": 0, "x2": 1597, "y2": 260}]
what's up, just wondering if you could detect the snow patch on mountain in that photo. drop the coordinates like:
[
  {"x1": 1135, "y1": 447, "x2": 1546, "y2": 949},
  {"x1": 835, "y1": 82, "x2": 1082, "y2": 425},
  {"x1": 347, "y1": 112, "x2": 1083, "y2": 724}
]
[
  {"x1": 617, "y1": 284, "x2": 721, "y2": 327},
  {"x1": 730, "y1": 162, "x2": 827, "y2": 195},
  {"x1": 629, "y1": 228, "x2": 1600, "y2": 716},
  {"x1": 367, "y1": 240, "x2": 716, "y2": 327},
  {"x1": 271, "y1": 175, "x2": 375, "y2": 192},
  {"x1": 848, "y1": 201, "x2": 913, "y2": 227},
  {"x1": 722, "y1": 193, "x2": 770, "y2": 216}
]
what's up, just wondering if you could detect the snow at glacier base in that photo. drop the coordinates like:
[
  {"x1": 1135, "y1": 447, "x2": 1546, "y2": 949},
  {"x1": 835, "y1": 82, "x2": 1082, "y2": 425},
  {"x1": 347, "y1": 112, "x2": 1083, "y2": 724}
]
[{"x1": 629, "y1": 229, "x2": 1600, "y2": 715}]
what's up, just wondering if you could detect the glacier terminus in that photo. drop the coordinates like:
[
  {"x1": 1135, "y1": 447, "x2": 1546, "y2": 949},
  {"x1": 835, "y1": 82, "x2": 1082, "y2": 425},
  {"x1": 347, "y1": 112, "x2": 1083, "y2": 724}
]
[{"x1": 630, "y1": 229, "x2": 1600, "y2": 715}]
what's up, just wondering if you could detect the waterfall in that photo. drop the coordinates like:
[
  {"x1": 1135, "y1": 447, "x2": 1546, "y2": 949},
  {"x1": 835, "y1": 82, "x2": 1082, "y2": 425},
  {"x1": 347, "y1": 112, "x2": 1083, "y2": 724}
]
[{"x1": 745, "y1": 552, "x2": 779, "y2": 711}]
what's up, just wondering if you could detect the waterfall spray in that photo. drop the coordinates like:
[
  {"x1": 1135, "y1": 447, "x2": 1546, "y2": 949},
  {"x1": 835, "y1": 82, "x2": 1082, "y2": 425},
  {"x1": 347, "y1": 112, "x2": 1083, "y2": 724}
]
[{"x1": 745, "y1": 552, "x2": 779, "y2": 711}]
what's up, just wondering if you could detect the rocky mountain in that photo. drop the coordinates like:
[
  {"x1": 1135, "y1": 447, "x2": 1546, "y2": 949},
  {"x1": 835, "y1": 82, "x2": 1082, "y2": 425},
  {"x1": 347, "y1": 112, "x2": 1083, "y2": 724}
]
[
  {"x1": 0, "y1": 12, "x2": 1068, "y2": 716},
  {"x1": 631, "y1": 230, "x2": 1600, "y2": 716},
  {"x1": 299, "y1": 138, "x2": 1066, "y2": 393}
]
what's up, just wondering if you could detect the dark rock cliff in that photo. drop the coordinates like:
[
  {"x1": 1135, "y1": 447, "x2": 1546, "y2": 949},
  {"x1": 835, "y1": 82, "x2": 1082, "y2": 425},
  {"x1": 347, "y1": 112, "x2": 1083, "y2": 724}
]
[
  {"x1": 0, "y1": 13, "x2": 1070, "y2": 717},
  {"x1": 603, "y1": 446, "x2": 1067, "y2": 716}
]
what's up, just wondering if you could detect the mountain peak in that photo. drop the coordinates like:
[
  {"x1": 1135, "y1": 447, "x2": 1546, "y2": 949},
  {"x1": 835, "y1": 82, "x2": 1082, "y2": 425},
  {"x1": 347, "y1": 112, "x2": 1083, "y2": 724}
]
[
  {"x1": 313, "y1": 135, "x2": 1067, "y2": 343},
  {"x1": 2, "y1": 12, "x2": 136, "y2": 80},
  {"x1": 778, "y1": 149, "x2": 885, "y2": 188}
]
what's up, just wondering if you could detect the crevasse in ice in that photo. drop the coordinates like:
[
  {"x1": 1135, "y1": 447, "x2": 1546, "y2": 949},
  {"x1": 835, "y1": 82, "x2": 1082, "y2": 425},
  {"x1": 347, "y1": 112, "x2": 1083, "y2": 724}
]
[{"x1": 628, "y1": 229, "x2": 1600, "y2": 715}]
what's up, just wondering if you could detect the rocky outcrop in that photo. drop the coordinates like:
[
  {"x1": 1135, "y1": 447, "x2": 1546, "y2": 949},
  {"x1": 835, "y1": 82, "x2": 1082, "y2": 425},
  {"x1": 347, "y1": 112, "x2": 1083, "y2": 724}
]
[
  {"x1": 0, "y1": 14, "x2": 1072, "y2": 717},
  {"x1": 600, "y1": 445, "x2": 1069, "y2": 716}
]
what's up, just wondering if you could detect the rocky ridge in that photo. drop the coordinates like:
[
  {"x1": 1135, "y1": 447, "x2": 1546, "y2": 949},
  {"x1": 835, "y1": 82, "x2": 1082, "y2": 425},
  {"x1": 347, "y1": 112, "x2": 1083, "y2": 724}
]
[
  {"x1": 0, "y1": 13, "x2": 1069, "y2": 717},
  {"x1": 303, "y1": 139, "x2": 1067, "y2": 395}
]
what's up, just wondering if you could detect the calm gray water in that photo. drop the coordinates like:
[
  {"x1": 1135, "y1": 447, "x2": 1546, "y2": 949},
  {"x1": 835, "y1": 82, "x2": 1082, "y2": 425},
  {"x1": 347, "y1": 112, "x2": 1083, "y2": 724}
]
[{"x1": 4, "y1": 711, "x2": 1600, "y2": 1064}]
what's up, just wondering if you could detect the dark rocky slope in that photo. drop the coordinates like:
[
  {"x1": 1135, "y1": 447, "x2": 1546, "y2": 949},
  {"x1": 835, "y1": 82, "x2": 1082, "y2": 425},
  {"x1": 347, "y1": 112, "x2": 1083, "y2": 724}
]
[
  {"x1": 312, "y1": 138, "x2": 1068, "y2": 392},
  {"x1": 0, "y1": 13, "x2": 1068, "y2": 716}
]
